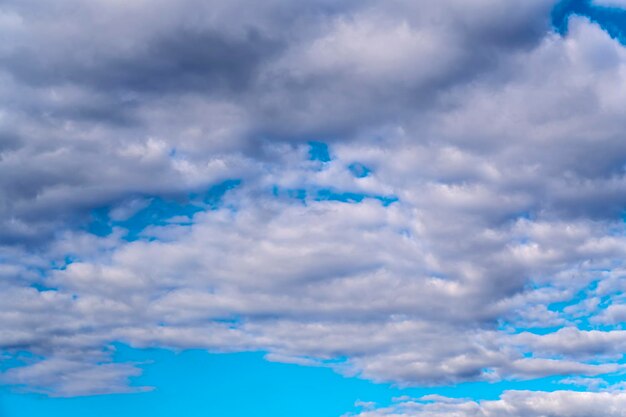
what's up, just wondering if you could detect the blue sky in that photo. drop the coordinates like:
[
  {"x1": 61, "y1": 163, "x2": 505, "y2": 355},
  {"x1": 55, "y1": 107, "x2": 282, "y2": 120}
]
[
  {"x1": 4, "y1": 0, "x2": 626, "y2": 416},
  {"x1": 0, "y1": 346, "x2": 585, "y2": 417}
]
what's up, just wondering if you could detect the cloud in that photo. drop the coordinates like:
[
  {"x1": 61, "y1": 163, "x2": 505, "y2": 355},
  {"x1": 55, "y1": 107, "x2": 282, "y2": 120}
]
[
  {"x1": 347, "y1": 391, "x2": 626, "y2": 417},
  {"x1": 0, "y1": 0, "x2": 557, "y2": 244},
  {"x1": 1, "y1": 356, "x2": 150, "y2": 397},
  {"x1": 2, "y1": 0, "x2": 626, "y2": 401}
]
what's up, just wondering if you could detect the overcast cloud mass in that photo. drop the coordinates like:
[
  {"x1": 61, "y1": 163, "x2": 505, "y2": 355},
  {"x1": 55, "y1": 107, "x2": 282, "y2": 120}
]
[{"x1": 3, "y1": 0, "x2": 626, "y2": 415}]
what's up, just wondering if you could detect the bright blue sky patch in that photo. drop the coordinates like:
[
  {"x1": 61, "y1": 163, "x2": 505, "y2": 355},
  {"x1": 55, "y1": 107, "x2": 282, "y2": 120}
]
[
  {"x1": 553, "y1": 0, "x2": 626, "y2": 42},
  {"x1": 0, "y1": 347, "x2": 590, "y2": 417},
  {"x1": 308, "y1": 141, "x2": 332, "y2": 162},
  {"x1": 85, "y1": 180, "x2": 241, "y2": 240}
]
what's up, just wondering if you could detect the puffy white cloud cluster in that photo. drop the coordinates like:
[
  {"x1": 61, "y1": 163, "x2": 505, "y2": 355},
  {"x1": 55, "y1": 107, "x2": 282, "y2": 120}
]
[
  {"x1": 348, "y1": 390, "x2": 626, "y2": 417},
  {"x1": 2, "y1": 0, "x2": 626, "y2": 403}
]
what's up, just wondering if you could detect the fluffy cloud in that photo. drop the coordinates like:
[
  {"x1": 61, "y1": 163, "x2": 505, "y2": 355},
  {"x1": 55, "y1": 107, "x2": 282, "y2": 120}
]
[
  {"x1": 0, "y1": 0, "x2": 555, "y2": 244},
  {"x1": 2, "y1": 0, "x2": 626, "y2": 403},
  {"x1": 347, "y1": 391, "x2": 626, "y2": 417}
]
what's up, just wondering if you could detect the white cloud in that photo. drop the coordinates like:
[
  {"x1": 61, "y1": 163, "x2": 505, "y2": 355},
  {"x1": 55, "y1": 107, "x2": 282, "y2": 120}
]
[
  {"x1": 3, "y1": 0, "x2": 626, "y2": 401},
  {"x1": 348, "y1": 391, "x2": 626, "y2": 417},
  {"x1": 1, "y1": 357, "x2": 151, "y2": 397}
]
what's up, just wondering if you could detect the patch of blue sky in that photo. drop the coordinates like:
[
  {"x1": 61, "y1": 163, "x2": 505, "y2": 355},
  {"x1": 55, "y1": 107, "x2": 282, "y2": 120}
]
[
  {"x1": 85, "y1": 180, "x2": 241, "y2": 241},
  {"x1": 348, "y1": 162, "x2": 371, "y2": 178},
  {"x1": 496, "y1": 281, "x2": 608, "y2": 333},
  {"x1": 553, "y1": 0, "x2": 626, "y2": 43},
  {"x1": 497, "y1": 278, "x2": 626, "y2": 333},
  {"x1": 275, "y1": 144, "x2": 391, "y2": 204},
  {"x1": 0, "y1": 345, "x2": 587, "y2": 417},
  {"x1": 308, "y1": 141, "x2": 332, "y2": 162},
  {"x1": 506, "y1": 324, "x2": 567, "y2": 336},
  {"x1": 192, "y1": 179, "x2": 241, "y2": 208},
  {"x1": 22, "y1": 256, "x2": 75, "y2": 292},
  {"x1": 28, "y1": 282, "x2": 58, "y2": 292},
  {"x1": 0, "y1": 351, "x2": 40, "y2": 373},
  {"x1": 548, "y1": 280, "x2": 626, "y2": 331},
  {"x1": 19, "y1": 263, "x2": 59, "y2": 292},
  {"x1": 309, "y1": 141, "x2": 375, "y2": 179},
  {"x1": 599, "y1": 370, "x2": 626, "y2": 385},
  {"x1": 273, "y1": 186, "x2": 398, "y2": 207},
  {"x1": 315, "y1": 188, "x2": 398, "y2": 205},
  {"x1": 272, "y1": 185, "x2": 307, "y2": 203},
  {"x1": 548, "y1": 280, "x2": 599, "y2": 313},
  {"x1": 49, "y1": 255, "x2": 76, "y2": 271}
]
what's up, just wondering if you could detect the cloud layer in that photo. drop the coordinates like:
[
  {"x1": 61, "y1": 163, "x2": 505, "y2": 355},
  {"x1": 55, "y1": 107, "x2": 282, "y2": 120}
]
[{"x1": 3, "y1": 0, "x2": 626, "y2": 406}]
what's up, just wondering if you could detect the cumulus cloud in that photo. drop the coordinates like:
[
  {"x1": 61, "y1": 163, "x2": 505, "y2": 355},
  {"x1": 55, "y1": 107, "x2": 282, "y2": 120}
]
[
  {"x1": 347, "y1": 391, "x2": 626, "y2": 417},
  {"x1": 2, "y1": 0, "x2": 626, "y2": 404}
]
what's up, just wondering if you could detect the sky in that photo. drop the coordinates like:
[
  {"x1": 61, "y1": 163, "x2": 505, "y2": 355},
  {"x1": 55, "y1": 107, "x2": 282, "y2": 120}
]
[{"x1": 4, "y1": 0, "x2": 626, "y2": 416}]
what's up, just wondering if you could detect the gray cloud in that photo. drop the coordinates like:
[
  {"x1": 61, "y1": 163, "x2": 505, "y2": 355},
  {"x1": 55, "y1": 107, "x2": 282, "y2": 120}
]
[
  {"x1": 0, "y1": 0, "x2": 557, "y2": 245},
  {"x1": 3, "y1": 0, "x2": 626, "y2": 402},
  {"x1": 2, "y1": 357, "x2": 150, "y2": 397}
]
